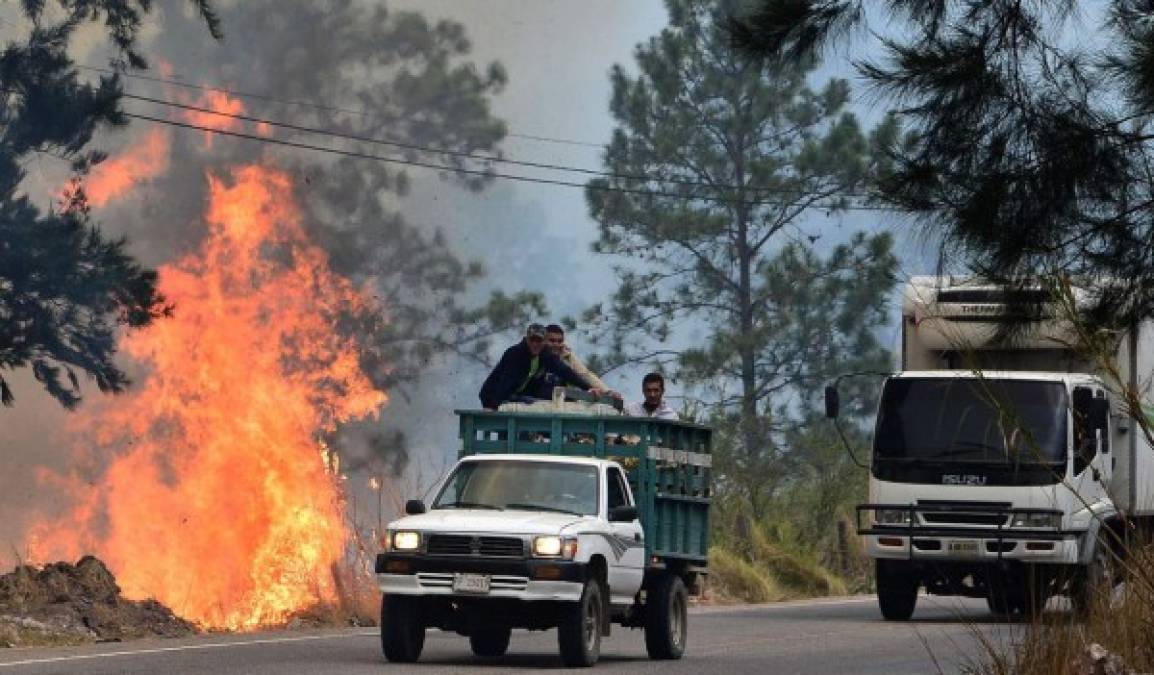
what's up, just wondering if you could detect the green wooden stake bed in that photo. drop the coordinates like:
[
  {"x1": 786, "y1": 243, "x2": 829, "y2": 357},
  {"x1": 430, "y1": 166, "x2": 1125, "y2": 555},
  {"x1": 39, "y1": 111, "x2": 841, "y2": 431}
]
[{"x1": 376, "y1": 400, "x2": 712, "y2": 667}]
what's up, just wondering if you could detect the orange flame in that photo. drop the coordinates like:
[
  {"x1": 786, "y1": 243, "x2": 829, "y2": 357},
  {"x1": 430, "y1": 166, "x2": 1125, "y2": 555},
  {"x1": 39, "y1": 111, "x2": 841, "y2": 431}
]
[
  {"x1": 83, "y1": 127, "x2": 170, "y2": 207},
  {"x1": 28, "y1": 164, "x2": 387, "y2": 629},
  {"x1": 181, "y1": 90, "x2": 247, "y2": 148}
]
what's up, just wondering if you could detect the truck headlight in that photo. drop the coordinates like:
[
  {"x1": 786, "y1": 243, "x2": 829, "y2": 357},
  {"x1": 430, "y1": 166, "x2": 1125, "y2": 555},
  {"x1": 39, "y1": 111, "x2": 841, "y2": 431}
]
[
  {"x1": 874, "y1": 509, "x2": 911, "y2": 525},
  {"x1": 533, "y1": 536, "x2": 577, "y2": 559},
  {"x1": 392, "y1": 531, "x2": 421, "y2": 551},
  {"x1": 1011, "y1": 512, "x2": 1060, "y2": 529}
]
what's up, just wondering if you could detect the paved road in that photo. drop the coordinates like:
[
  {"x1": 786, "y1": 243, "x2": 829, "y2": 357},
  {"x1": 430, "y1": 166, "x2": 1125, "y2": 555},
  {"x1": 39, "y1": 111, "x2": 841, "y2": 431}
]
[{"x1": 0, "y1": 596, "x2": 1023, "y2": 674}]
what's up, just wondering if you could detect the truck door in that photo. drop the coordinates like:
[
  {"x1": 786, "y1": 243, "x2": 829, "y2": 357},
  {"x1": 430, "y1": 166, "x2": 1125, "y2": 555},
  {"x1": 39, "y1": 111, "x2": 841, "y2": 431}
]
[
  {"x1": 1071, "y1": 387, "x2": 1112, "y2": 501},
  {"x1": 606, "y1": 466, "x2": 644, "y2": 603}
]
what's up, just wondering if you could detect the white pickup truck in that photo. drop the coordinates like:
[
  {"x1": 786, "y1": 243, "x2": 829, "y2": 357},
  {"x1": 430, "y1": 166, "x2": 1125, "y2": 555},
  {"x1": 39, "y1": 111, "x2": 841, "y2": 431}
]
[{"x1": 376, "y1": 453, "x2": 690, "y2": 667}]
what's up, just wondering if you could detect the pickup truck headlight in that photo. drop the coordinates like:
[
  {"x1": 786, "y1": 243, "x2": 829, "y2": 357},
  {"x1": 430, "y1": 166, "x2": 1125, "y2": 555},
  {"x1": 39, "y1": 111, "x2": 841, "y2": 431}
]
[
  {"x1": 392, "y1": 531, "x2": 421, "y2": 551},
  {"x1": 533, "y1": 536, "x2": 578, "y2": 559},
  {"x1": 1011, "y1": 512, "x2": 1061, "y2": 529},
  {"x1": 874, "y1": 509, "x2": 912, "y2": 525}
]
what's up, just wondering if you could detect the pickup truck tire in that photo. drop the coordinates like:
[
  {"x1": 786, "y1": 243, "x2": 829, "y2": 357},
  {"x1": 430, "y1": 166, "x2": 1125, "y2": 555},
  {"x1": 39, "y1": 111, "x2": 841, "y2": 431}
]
[
  {"x1": 645, "y1": 573, "x2": 688, "y2": 660},
  {"x1": 470, "y1": 626, "x2": 512, "y2": 658},
  {"x1": 876, "y1": 560, "x2": 917, "y2": 621},
  {"x1": 558, "y1": 579, "x2": 603, "y2": 667},
  {"x1": 380, "y1": 594, "x2": 425, "y2": 663}
]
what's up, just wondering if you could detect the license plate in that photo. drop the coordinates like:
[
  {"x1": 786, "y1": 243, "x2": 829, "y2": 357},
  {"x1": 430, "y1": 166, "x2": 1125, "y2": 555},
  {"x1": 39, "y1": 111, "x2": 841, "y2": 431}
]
[
  {"x1": 947, "y1": 540, "x2": 980, "y2": 556},
  {"x1": 452, "y1": 574, "x2": 491, "y2": 594}
]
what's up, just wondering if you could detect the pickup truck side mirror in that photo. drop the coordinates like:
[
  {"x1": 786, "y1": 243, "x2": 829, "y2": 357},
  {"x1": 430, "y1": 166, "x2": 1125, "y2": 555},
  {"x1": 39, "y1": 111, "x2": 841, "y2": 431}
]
[
  {"x1": 405, "y1": 499, "x2": 427, "y2": 515},
  {"x1": 824, "y1": 385, "x2": 840, "y2": 419},
  {"x1": 609, "y1": 505, "x2": 638, "y2": 522}
]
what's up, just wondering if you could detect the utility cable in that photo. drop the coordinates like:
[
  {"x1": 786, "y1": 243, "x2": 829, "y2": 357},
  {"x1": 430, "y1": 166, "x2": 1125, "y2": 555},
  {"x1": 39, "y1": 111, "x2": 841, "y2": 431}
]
[
  {"x1": 122, "y1": 110, "x2": 900, "y2": 212},
  {"x1": 78, "y1": 64, "x2": 605, "y2": 149},
  {"x1": 121, "y1": 90, "x2": 875, "y2": 200}
]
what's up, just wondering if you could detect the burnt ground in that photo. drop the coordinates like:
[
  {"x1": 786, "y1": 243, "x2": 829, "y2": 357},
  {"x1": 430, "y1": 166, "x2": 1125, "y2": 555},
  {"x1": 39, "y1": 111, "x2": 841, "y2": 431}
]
[{"x1": 0, "y1": 556, "x2": 197, "y2": 647}]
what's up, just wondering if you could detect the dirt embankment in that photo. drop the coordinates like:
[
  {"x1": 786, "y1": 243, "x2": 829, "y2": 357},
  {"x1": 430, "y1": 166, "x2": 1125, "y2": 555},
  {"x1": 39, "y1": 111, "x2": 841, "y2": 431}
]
[{"x1": 0, "y1": 556, "x2": 197, "y2": 647}]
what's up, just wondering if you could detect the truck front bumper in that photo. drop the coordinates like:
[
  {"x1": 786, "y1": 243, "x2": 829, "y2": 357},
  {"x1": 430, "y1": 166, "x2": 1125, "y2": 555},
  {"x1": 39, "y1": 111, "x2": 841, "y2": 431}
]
[
  {"x1": 857, "y1": 503, "x2": 1083, "y2": 565},
  {"x1": 376, "y1": 553, "x2": 587, "y2": 602},
  {"x1": 863, "y1": 531, "x2": 1081, "y2": 564}
]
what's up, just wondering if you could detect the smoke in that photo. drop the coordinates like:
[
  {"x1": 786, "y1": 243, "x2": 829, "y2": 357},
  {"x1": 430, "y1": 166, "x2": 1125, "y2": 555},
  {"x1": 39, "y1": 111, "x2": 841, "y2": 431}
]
[{"x1": 0, "y1": 1, "x2": 671, "y2": 561}]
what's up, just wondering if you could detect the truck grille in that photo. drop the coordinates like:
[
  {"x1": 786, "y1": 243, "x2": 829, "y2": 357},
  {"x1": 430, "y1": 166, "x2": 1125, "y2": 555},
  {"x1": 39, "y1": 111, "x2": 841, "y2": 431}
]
[
  {"x1": 426, "y1": 534, "x2": 525, "y2": 558},
  {"x1": 920, "y1": 512, "x2": 1009, "y2": 527}
]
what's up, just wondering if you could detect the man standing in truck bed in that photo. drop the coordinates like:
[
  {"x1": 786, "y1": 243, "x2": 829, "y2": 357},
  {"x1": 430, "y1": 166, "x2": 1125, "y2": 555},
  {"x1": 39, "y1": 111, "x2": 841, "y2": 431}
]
[{"x1": 479, "y1": 323, "x2": 598, "y2": 410}]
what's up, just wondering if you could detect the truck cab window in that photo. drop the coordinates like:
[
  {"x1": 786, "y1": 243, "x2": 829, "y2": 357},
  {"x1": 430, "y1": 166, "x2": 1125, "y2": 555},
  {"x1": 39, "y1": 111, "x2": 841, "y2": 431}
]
[
  {"x1": 1097, "y1": 391, "x2": 1110, "y2": 456},
  {"x1": 607, "y1": 467, "x2": 631, "y2": 509},
  {"x1": 1072, "y1": 387, "x2": 1097, "y2": 475}
]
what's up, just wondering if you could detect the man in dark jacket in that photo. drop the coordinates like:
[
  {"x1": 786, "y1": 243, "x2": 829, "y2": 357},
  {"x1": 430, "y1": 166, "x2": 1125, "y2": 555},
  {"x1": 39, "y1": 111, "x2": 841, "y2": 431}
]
[{"x1": 479, "y1": 323, "x2": 597, "y2": 410}]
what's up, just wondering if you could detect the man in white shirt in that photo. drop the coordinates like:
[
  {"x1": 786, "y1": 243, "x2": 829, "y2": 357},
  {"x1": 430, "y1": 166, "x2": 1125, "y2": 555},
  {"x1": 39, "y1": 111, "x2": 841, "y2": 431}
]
[{"x1": 623, "y1": 372, "x2": 679, "y2": 420}]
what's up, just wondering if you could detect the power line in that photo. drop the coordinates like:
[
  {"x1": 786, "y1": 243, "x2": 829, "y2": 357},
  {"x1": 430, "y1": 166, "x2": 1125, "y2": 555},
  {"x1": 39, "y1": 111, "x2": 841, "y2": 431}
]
[
  {"x1": 121, "y1": 110, "x2": 899, "y2": 212},
  {"x1": 121, "y1": 91, "x2": 876, "y2": 200},
  {"x1": 78, "y1": 64, "x2": 605, "y2": 149}
]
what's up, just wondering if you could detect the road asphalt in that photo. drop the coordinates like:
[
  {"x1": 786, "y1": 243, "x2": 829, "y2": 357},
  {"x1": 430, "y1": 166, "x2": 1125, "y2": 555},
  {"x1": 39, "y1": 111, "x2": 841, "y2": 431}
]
[{"x1": 0, "y1": 595, "x2": 1026, "y2": 674}]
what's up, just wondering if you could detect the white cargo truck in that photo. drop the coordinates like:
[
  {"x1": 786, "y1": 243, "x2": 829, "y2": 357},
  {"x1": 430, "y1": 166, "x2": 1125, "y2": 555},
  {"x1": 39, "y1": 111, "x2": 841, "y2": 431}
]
[{"x1": 830, "y1": 277, "x2": 1154, "y2": 619}]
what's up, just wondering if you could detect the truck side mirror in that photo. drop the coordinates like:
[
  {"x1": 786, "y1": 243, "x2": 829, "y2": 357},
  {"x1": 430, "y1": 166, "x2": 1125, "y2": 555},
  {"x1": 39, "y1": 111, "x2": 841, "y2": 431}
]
[
  {"x1": 824, "y1": 385, "x2": 840, "y2": 419},
  {"x1": 609, "y1": 505, "x2": 638, "y2": 522},
  {"x1": 405, "y1": 499, "x2": 427, "y2": 515}
]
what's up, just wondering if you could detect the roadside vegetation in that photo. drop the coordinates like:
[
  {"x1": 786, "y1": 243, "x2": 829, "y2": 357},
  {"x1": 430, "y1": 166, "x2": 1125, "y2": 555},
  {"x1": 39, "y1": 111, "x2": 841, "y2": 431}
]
[
  {"x1": 962, "y1": 544, "x2": 1154, "y2": 674},
  {"x1": 707, "y1": 425, "x2": 871, "y2": 602}
]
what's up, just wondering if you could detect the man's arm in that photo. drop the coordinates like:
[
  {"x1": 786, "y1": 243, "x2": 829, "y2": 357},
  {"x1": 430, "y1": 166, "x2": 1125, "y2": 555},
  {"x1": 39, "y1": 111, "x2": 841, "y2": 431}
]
[
  {"x1": 480, "y1": 347, "x2": 521, "y2": 409},
  {"x1": 542, "y1": 352, "x2": 592, "y2": 390},
  {"x1": 565, "y1": 351, "x2": 610, "y2": 391}
]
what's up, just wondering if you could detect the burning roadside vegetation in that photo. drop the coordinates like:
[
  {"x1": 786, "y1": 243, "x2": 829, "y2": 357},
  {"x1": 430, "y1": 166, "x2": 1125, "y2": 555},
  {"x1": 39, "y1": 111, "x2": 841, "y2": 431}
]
[{"x1": 0, "y1": 556, "x2": 196, "y2": 648}]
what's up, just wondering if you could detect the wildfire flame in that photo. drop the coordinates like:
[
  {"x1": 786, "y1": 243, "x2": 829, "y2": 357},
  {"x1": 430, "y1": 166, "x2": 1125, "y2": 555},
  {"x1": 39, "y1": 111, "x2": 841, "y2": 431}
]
[
  {"x1": 83, "y1": 127, "x2": 171, "y2": 207},
  {"x1": 28, "y1": 164, "x2": 387, "y2": 629},
  {"x1": 180, "y1": 89, "x2": 249, "y2": 148}
]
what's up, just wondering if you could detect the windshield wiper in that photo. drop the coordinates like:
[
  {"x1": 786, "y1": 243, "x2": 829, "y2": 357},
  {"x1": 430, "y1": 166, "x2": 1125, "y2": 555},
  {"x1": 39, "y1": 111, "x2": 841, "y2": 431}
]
[
  {"x1": 434, "y1": 501, "x2": 503, "y2": 510},
  {"x1": 504, "y1": 502, "x2": 583, "y2": 516}
]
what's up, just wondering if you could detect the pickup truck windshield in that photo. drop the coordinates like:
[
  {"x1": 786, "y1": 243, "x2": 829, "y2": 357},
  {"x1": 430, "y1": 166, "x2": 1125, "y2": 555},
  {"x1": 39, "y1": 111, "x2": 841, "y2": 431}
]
[
  {"x1": 874, "y1": 378, "x2": 1068, "y2": 466},
  {"x1": 433, "y1": 461, "x2": 599, "y2": 516}
]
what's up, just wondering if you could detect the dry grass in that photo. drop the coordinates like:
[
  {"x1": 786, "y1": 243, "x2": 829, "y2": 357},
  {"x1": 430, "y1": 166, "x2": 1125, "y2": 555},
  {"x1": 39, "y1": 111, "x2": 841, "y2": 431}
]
[{"x1": 964, "y1": 543, "x2": 1154, "y2": 674}]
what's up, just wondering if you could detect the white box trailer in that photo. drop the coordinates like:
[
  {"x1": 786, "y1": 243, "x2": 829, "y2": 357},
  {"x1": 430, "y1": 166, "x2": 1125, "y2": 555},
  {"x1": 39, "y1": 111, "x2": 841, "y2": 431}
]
[
  {"x1": 900, "y1": 277, "x2": 1154, "y2": 516},
  {"x1": 843, "y1": 276, "x2": 1154, "y2": 620}
]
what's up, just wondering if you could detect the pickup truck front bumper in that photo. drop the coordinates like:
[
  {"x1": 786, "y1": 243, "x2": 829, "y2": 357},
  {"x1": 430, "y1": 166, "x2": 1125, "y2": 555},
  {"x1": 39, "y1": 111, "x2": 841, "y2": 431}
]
[{"x1": 376, "y1": 553, "x2": 587, "y2": 602}]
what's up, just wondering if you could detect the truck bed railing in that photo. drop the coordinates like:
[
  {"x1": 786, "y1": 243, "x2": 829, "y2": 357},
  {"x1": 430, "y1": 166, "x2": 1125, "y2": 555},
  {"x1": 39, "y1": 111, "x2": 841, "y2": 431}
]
[
  {"x1": 456, "y1": 409, "x2": 712, "y2": 564},
  {"x1": 856, "y1": 503, "x2": 1068, "y2": 561}
]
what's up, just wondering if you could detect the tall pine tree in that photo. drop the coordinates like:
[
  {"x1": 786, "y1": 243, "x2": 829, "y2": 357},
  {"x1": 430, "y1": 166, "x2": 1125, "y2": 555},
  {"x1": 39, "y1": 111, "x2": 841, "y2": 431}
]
[{"x1": 584, "y1": 0, "x2": 897, "y2": 514}]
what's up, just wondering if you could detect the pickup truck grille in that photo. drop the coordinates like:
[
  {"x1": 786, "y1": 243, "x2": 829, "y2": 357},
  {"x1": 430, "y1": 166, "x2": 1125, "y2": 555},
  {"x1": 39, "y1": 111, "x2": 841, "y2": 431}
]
[{"x1": 426, "y1": 534, "x2": 525, "y2": 558}]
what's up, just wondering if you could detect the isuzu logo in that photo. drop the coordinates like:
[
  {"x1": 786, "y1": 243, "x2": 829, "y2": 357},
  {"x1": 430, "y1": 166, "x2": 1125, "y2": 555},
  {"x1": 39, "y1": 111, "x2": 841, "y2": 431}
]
[{"x1": 942, "y1": 474, "x2": 988, "y2": 486}]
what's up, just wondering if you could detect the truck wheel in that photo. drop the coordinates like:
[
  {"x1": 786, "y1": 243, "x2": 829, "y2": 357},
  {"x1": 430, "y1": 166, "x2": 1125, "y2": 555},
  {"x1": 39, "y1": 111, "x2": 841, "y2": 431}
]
[
  {"x1": 1071, "y1": 545, "x2": 1112, "y2": 616},
  {"x1": 645, "y1": 573, "x2": 688, "y2": 660},
  {"x1": 380, "y1": 594, "x2": 425, "y2": 663},
  {"x1": 1011, "y1": 567, "x2": 1050, "y2": 618},
  {"x1": 986, "y1": 593, "x2": 1012, "y2": 616},
  {"x1": 876, "y1": 560, "x2": 918, "y2": 621},
  {"x1": 558, "y1": 579, "x2": 602, "y2": 667},
  {"x1": 470, "y1": 626, "x2": 512, "y2": 658}
]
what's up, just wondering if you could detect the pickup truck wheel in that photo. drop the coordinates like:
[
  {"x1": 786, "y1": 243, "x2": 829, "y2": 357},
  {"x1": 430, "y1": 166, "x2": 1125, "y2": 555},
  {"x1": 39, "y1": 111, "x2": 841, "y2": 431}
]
[
  {"x1": 380, "y1": 594, "x2": 425, "y2": 663},
  {"x1": 645, "y1": 573, "x2": 688, "y2": 660},
  {"x1": 876, "y1": 560, "x2": 917, "y2": 621},
  {"x1": 470, "y1": 626, "x2": 512, "y2": 658},
  {"x1": 558, "y1": 579, "x2": 602, "y2": 667}
]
